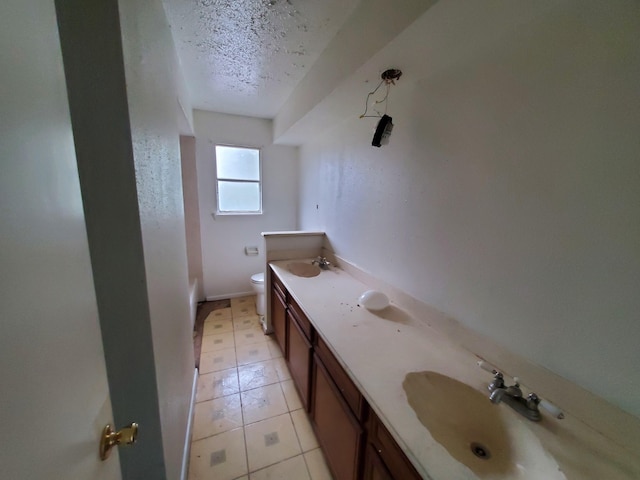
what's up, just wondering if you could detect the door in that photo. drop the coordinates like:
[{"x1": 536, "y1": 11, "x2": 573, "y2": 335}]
[
  {"x1": 286, "y1": 311, "x2": 312, "y2": 411},
  {"x1": 0, "y1": 2, "x2": 122, "y2": 478},
  {"x1": 271, "y1": 285, "x2": 288, "y2": 357},
  {"x1": 363, "y1": 445, "x2": 393, "y2": 480},
  {"x1": 311, "y1": 354, "x2": 364, "y2": 480}
]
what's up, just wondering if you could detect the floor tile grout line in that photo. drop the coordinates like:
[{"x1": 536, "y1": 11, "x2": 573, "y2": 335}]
[
  {"x1": 289, "y1": 408, "x2": 319, "y2": 454},
  {"x1": 279, "y1": 380, "x2": 293, "y2": 413},
  {"x1": 302, "y1": 450, "x2": 314, "y2": 480},
  {"x1": 248, "y1": 451, "x2": 310, "y2": 476},
  {"x1": 240, "y1": 405, "x2": 251, "y2": 477},
  {"x1": 233, "y1": 305, "x2": 289, "y2": 473},
  {"x1": 232, "y1": 308, "x2": 252, "y2": 479},
  {"x1": 287, "y1": 398, "x2": 306, "y2": 458}
]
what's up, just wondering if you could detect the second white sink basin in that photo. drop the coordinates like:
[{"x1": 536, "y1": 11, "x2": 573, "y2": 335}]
[{"x1": 403, "y1": 371, "x2": 565, "y2": 479}]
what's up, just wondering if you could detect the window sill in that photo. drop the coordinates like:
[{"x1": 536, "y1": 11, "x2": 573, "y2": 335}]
[{"x1": 212, "y1": 211, "x2": 263, "y2": 220}]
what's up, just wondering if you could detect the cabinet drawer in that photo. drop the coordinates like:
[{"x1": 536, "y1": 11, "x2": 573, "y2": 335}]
[
  {"x1": 368, "y1": 412, "x2": 422, "y2": 480},
  {"x1": 315, "y1": 335, "x2": 367, "y2": 421},
  {"x1": 288, "y1": 296, "x2": 313, "y2": 341}
]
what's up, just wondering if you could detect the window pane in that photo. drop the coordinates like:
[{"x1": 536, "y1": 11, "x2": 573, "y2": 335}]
[
  {"x1": 218, "y1": 181, "x2": 261, "y2": 212},
  {"x1": 216, "y1": 146, "x2": 259, "y2": 181}
]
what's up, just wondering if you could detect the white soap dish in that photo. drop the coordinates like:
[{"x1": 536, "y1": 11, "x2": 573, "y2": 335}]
[{"x1": 358, "y1": 290, "x2": 390, "y2": 311}]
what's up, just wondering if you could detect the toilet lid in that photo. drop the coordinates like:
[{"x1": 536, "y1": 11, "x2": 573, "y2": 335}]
[{"x1": 251, "y1": 272, "x2": 264, "y2": 284}]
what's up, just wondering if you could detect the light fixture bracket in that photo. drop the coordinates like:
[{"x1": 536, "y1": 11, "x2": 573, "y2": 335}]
[{"x1": 381, "y1": 69, "x2": 402, "y2": 84}]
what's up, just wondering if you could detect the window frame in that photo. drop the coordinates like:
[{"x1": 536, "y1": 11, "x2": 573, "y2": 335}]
[{"x1": 214, "y1": 143, "x2": 263, "y2": 216}]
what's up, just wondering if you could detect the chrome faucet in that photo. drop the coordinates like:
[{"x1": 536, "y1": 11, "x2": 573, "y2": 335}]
[
  {"x1": 479, "y1": 362, "x2": 564, "y2": 421},
  {"x1": 488, "y1": 374, "x2": 543, "y2": 421},
  {"x1": 311, "y1": 256, "x2": 331, "y2": 270}
]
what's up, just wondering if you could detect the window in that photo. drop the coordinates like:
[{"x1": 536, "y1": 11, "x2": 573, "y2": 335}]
[{"x1": 215, "y1": 145, "x2": 262, "y2": 215}]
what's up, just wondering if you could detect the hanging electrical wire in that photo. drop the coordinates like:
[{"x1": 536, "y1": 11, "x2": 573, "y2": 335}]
[
  {"x1": 359, "y1": 79, "x2": 384, "y2": 118},
  {"x1": 359, "y1": 68, "x2": 402, "y2": 119}
]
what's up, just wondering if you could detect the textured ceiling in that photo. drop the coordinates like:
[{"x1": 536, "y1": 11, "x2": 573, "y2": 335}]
[{"x1": 163, "y1": 0, "x2": 360, "y2": 118}]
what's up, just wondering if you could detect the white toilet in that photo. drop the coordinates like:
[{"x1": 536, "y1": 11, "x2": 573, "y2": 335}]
[{"x1": 250, "y1": 272, "x2": 265, "y2": 316}]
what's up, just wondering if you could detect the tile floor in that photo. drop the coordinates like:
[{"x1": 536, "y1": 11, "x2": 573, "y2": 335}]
[{"x1": 188, "y1": 295, "x2": 334, "y2": 480}]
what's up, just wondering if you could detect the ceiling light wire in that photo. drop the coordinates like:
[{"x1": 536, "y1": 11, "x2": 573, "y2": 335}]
[
  {"x1": 359, "y1": 68, "x2": 402, "y2": 119},
  {"x1": 359, "y1": 79, "x2": 385, "y2": 118}
]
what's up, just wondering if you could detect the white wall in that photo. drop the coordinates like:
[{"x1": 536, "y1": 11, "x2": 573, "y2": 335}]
[
  {"x1": 298, "y1": 0, "x2": 640, "y2": 417},
  {"x1": 195, "y1": 110, "x2": 299, "y2": 299},
  {"x1": 180, "y1": 135, "x2": 204, "y2": 300},
  {"x1": 0, "y1": 2, "x2": 121, "y2": 478}
]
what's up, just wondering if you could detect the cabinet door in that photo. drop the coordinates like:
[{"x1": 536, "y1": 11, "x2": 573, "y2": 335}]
[
  {"x1": 363, "y1": 444, "x2": 393, "y2": 480},
  {"x1": 368, "y1": 412, "x2": 422, "y2": 480},
  {"x1": 312, "y1": 353, "x2": 364, "y2": 480},
  {"x1": 271, "y1": 287, "x2": 287, "y2": 358},
  {"x1": 286, "y1": 311, "x2": 312, "y2": 410},
  {"x1": 315, "y1": 335, "x2": 366, "y2": 421}
]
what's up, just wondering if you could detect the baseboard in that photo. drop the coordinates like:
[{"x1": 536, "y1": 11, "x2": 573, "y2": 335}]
[
  {"x1": 180, "y1": 368, "x2": 198, "y2": 480},
  {"x1": 205, "y1": 290, "x2": 254, "y2": 301}
]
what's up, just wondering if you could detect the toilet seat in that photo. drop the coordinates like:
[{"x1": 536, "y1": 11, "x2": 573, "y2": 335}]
[{"x1": 251, "y1": 272, "x2": 264, "y2": 284}]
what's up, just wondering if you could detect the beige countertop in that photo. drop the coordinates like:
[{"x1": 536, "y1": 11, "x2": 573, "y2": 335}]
[{"x1": 270, "y1": 260, "x2": 640, "y2": 480}]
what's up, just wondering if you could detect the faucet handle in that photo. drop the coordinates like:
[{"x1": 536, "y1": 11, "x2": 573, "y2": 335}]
[
  {"x1": 478, "y1": 361, "x2": 506, "y2": 391},
  {"x1": 527, "y1": 393, "x2": 564, "y2": 419},
  {"x1": 477, "y1": 360, "x2": 499, "y2": 374},
  {"x1": 488, "y1": 372, "x2": 505, "y2": 392},
  {"x1": 539, "y1": 398, "x2": 564, "y2": 419}
]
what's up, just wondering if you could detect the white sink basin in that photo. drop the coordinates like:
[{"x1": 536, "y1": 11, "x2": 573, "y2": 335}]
[
  {"x1": 403, "y1": 371, "x2": 565, "y2": 479},
  {"x1": 287, "y1": 262, "x2": 321, "y2": 278}
]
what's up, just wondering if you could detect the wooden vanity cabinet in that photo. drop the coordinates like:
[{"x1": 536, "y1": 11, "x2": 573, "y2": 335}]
[
  {"x1": 315, "y1": 336, "x2": 367, "y2": 421},
  {"x1": 362, "y1": 444, "x2": 393, "y2": 480},
  {"x1": 365, "y1": 412, "x2": 422, "y2": 480},
  {"x1": 311, "y1": 352, "x2": 365, "y2": 480},
  {"x1": 286, "y1": 307, "x2": 312, "y2": 410},
  {"x1": 269, "y1": 267, "x2": 423, "y2": 480},
  {"x1": 270, "y1": 271, "x2": 287, "y2": 358}
]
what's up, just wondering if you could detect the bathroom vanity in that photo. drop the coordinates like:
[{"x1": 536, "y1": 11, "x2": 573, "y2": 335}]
[
  {"x1": 268, "y1": 259, "x2": 640, "y2": 480},
  {"x1": 270, "y1": 267, "x2": 420, "y2": 479}
]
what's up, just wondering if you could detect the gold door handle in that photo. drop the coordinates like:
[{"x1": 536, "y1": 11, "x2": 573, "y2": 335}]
[{"x1": 100, "y1": 422, "x2": 138, "y2": 460}]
